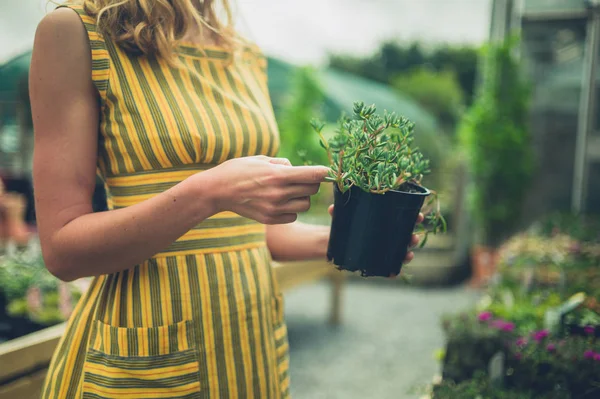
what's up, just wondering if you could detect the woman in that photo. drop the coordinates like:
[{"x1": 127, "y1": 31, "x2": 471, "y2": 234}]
[{"x1": 30, "y1": 1, "x2": 422, "y2": 398}]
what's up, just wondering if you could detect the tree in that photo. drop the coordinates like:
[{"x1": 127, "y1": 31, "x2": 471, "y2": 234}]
[
  {"x1": 392, "y1": 67, "x2": 465, "y2": 133},
  {"x1": 458, "y1": 37, "x2": 533, "y2": 247},
  {"x1": 276, "y1": 66, "x2": 327, "y2": 167},
  {"x1": 328, "y1": 41, "x2": 479, "y2": 105}
]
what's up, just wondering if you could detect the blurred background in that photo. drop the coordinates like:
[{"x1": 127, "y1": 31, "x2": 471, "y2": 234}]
[{"x1": 1, "y1": 0, "x2": 600, "y2": 398}]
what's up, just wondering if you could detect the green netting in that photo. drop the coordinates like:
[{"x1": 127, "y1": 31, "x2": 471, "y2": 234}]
[{"x1": 523, "y1": 0, "x2": 588, "y2": 14}]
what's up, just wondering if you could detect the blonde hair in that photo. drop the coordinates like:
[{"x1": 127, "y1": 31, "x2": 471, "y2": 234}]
[{"x1": 66, "y1": 0, "x2": 241, "y2": 61}]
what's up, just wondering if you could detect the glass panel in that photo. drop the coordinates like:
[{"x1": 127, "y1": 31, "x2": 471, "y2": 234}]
[
  {"x1": 523, "y1": 0, "x2": 587, "y2": 15},
  {"x1": 521, "y1": 19, "x2": 587, "y2": 212}
]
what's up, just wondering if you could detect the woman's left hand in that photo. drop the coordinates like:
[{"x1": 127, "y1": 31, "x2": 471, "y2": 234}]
[{"x1": 328, "y1": 205, "x2": 424, "y2": 267}]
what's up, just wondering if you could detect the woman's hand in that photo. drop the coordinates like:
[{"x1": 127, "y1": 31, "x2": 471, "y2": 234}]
[
  {"x1": 203, "y1": 156, "x2": 329, "y2": 225},
  {"x1": 328, "y1": 205, "x2": 424, "y2": 267}
]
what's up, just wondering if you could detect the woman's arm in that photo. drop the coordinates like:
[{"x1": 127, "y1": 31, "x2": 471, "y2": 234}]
[
  {"x1": 266, "y1": 221, "x2": 330, "y2": 262},
  {"x1": 31, "y1": 10, "x2": 328, "y2": 282},
  {"x1": 30, "y1": 10, "x2": 221, "y2": 281}
]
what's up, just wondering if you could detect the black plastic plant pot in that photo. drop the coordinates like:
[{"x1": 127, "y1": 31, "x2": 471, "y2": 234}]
[{"x1": 327, "y1": 183, "x2": 430, "y2": 277}]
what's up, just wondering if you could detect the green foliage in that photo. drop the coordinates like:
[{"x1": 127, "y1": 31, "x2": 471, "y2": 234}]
[
  {"x1": 276, "y1": 66, "x2": 327, "y2": 166},
  {"x1": 437, "y1": 218, "x2": 600, "y2": 398},
  {"x1": 431, "y1": 373, "x2": 571, "y2": 399},
  {"x1": 328, "y1": 41, "x2": 479, "y2": 104},
  {"x1": 312, "y1": 101, "x2": 447, "y2": 242},
  {"x1": 458, "y1": 36, "x2": 533, "y2": 247},
  {"x1": 0, "y1": 242, "x2": 81, "y2": 326},
  {"x1": 392, "y1": 67, "x2": 465, "y2": 132},
  {"x1": 0, "y1": 244, "x2": 56, "y2": 301},
  {"x1": 313, "y1": 102, "x2": 430, "y2": 193}
]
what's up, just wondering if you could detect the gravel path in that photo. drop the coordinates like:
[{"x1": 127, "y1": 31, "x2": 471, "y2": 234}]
[{"x1": 284, "y1": 280, "x2": 478, "y2": 399}]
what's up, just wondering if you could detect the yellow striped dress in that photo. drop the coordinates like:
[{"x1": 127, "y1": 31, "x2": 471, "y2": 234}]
[{"x1": 41, "y1": 5, "x2": 290, "y2": 399}]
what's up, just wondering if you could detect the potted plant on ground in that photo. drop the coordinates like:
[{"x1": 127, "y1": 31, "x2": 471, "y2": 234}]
[
  {"x1": 312, "y1": 101, "x2": 445, "y2": 277},
  {"x1": 458, "y1": 36, "x2": 533, "y2": 287}
]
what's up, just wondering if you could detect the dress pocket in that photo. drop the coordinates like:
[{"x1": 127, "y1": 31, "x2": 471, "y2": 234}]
[{"x1": 82, "y1": 319, "x2": 201, "y2": 399}]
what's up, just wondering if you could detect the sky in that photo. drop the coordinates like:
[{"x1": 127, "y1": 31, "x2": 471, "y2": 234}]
[{"x1": 0, "y1": 0, "x2": 492, "y2": 65}]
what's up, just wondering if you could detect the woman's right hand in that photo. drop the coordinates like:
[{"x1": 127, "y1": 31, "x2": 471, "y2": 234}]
[{"x1": 201, "y1": 156, "x2": 330, "y2": 225}]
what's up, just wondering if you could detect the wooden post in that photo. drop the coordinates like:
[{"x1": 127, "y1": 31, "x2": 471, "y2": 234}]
[{"x1": 328, "y1": 270, "x2": 344, "y2": 326}]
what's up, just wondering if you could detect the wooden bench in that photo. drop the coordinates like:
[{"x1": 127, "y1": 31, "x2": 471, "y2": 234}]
[{"x1": 0, "y1": 260, "x2": 344, "y2": 399}]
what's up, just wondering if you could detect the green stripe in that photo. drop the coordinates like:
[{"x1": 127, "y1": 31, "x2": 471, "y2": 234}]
[
  {"x1": 147, "y1": 259, "x2": 164, "y2": 355},
  {"x1": 244, "y1": 63, "x2": 276, "y2": 156},
  {"x1": 129, "y1": 57, "x2": 182, "y2": 166},
  {"x1": 104, "y1": 273, "x2": 119, "y2": 334},
  {"x1": 84, "y1": 372, "x2": 199, "y2": 389},
  {"x1": 131, "y1": 266, "x2": 144, "y2": 330},
  {"x1": 101, "y1": 91, "x2": 128, "y2": 173},
  {"x1": 87, "y1": 348, "x2": 197, "y2": 369},
  {"x1": 223, "y1": 252, "x2": 248, "y2": 398},
  {"x1": 205, "y1": 254, "x2": 230, "y2": 398},
  {"x1": 191, "y1": 59, "x2": 229, "y2": 163},
  {"x1": 84, "y1": 393, "x2": 199, "y2": 399},
  {"x1": 150, "y1": 60, "x2": 197, "y2": 162},
  {"x1": 107, "y1": 43, "x2": 161, "y2": 171},
  {"x1": 83, "y1": 393, "x2": 199, "y2": 399},
  {"x1": 167, "y1": 258, "x2": 184, "y2": 344},
  {"x1": 185, "y1": 255, "x2": 212, "y2": 394},
  {"x1": 127, "y1": 327, "x2": 138, "y2": 357},
  {"x1": 248, "y1": 248, "x2": 274, "y2": 397},
  {"x1": 106, "y1": 163, "x2": 212, "y2": 179},
  {"x1": 229, "y1": 65, "x2": 273, "y2": 157},
  {"x1": 158, "y1": 233, "x2": 265, "y2": 254},
  {"x1": 237, "y1": 251, "x2": 264, "y2": 398},
  {"x1": 208, "y1": 62, "x2": 241, "y2": 159},
  {"x1": 180, "y1": 58, "x2": 224, "y2": 164},
  {"x1": 169, "y1": 64, "x2": 214, "y2": 163},
  {"x1": 221, "y1": 64, "x2": 265, "y2": 158},
  {"x1": 118, "y1": 271, "x2": 129, "y2": 326},
  {"x1": 176, "y1": 46, "x2": 231, "y2": 60}
]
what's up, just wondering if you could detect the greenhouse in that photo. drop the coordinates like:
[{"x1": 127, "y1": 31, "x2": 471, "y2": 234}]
[{"x1": 491, "y1": 0, "x2": 600, "y2": 216}]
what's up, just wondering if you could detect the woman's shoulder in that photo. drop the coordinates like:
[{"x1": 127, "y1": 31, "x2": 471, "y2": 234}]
[{"x1": 35, "y1": 7, "x2": 90, "y2": 51}]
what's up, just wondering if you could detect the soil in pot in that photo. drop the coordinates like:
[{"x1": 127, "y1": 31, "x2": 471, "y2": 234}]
[{"x1": 327, "y1": 183, "x2": 430, "y2": 277}]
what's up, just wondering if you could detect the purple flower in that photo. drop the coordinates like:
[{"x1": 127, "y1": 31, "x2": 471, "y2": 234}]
[
  {"x1": 502, "y1": 322, "x2": 515, "y2": 332},
  {"x1": 490, "y1": 320, "x2": 516, "y2": 332},
  {"x1": 595, "y1": 353, "x2": 600, "y2": 362},
  {"x1": 584, "y1": 350, "x2": 595, "y2": 359},
  {"x1": 547, "y1": 343, "x2": 556, "y2": 352},
  {"x1": 584, "y1": 326, "x2": 595, "y2": 335},
  {"x1": 532, "y1": 330, "x2": 550, "y2": 342},
  {"x1": 478, "y1": 311, "x2": 493, "y2": 322},
  {"x1": 516, "y1": 337, "x2": 528, "y2": 347}
]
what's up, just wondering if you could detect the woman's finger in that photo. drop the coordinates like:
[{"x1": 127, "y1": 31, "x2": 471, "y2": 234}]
[
  {"x1": 403, "y1": 251, "x2": 414, "y2": 264},
  {"x1": 277, "y1": 197, "x2": 311, "y2": 214},
  {"x1": 416, "y1": 213, "x2": 425, "y2": 224},
  {"x1": 409, "y1": 234, "x2": 420, "y2": 248},
  {"x1": 328, "y1": 204, "x2": 334, "y2": 216},
  {"x1": 281, "y1": 184, "x2": 321, "y2": 200}
]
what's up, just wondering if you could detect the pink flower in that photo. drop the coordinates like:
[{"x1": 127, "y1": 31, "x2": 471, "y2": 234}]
[
  {"x1": 584, "y1": 350, "x2": 595, "y2": 359},
  {"x1": 490, "y1": 320, "x2": 516, "y2": 332},
  {"x1": 532, "y1": 330, "x2": 549, "y2": 342},
  {"x1": 547, "y1": 343, "x2": 556, "y2": 352},
  {"x1": 584, "y1": 326, "x2": 595, "y2": 335},
  {"x1": 595, "y1": 353, "x2": 600, "y2": 362},
  {"x1": 516, "y1": 337, "x2": 528, "y2": 347},
  {"x1": 478, "y1": 311, "x2": 493, "y2": 322}
]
